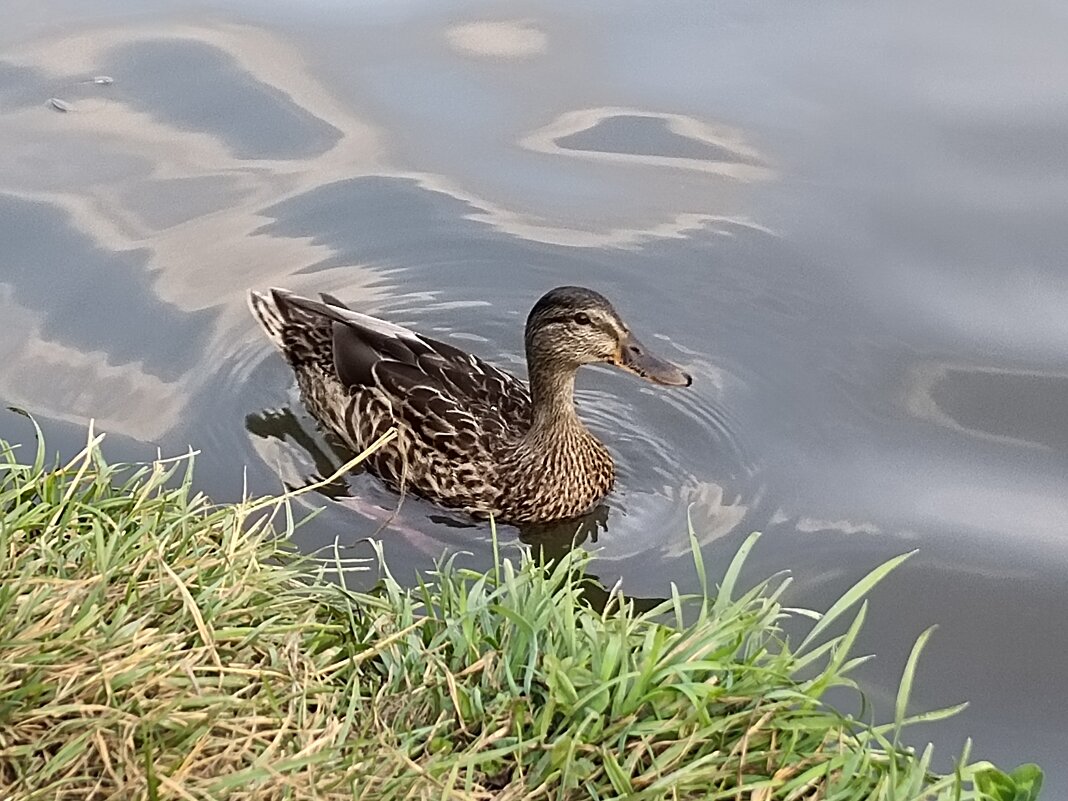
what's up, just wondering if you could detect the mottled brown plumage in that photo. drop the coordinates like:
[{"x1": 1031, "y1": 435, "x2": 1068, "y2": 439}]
[{"x1": 248, "y1": 286, "x2": 691, "y2": 524}]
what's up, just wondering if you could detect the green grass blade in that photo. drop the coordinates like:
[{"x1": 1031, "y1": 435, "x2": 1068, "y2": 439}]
[{"x1": 796, "y1": 551, "x2": 915, "y2": 655}]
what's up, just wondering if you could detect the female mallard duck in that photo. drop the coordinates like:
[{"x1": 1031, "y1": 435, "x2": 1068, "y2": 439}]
[{"x1": 248, "y1": 286, "x2": 691, "y2": 524}]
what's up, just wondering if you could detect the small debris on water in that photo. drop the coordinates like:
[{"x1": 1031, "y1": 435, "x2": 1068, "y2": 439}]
[{"x1": 49, "y1": 97, "x2": 72, "y2": 112}]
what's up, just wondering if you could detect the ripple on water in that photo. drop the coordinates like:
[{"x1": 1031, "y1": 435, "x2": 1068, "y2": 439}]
[{"x1": 574, "y1": 373, "x2": 764, "y2": 564}]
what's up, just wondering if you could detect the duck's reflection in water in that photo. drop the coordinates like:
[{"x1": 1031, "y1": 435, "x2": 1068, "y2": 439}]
[
  {"x1": 517, "y1": 506, "x2": 667, "y2": 615},
  {"x1": 245, "y1": 406, "x2": 353, "y2": 500},
  {"x1": 246, "y1": 405, "x2": 667, "y2": 613}
]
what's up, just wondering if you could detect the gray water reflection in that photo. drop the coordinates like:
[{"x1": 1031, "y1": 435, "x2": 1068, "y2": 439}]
[
  {"x1": 122, "y1": 175, "x2": 249, "y2": 231},
  {"x1": 556, "y1": 115, "x2": 753, "y2": 162},
  {"x1": 0, "y1": 194, "x2": 214, "y2": 380},
  {"x1": 0, "y1": 62, "x2": 46, "y2": 108},
  {"x1": 920, "y1": 366, "x2": 1068, "y2": 451},
  {"x1": 522, "y1": 108, "x2": 774, "y2": 181},
  {"x1": 105, "y1": 39, "x2": 342, "y2": 160},
  {"x1": 1, "y1": 0, "x2": 1066, "y2": 791}
]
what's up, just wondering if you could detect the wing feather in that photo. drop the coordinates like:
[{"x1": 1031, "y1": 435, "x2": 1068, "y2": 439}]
[{"x1": 271, "y1": 289, "x2": 531, "y2": 446}]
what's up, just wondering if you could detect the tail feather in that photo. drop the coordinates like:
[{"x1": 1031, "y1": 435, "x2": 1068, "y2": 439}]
[
  {"x1": 248, "y1": 288, "x2": 337, "y2": 371},
  {"x1": 320, "y1": 291, "x2": 350, "y2": 309},
  {"x1": 247, "y1": 290, "x2": 288, "y2": 350}
]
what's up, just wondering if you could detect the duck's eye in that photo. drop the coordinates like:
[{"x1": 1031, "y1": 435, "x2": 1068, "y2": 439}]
[{"x1": 573, "y1": 312, "x2": 592, "y2": 326}]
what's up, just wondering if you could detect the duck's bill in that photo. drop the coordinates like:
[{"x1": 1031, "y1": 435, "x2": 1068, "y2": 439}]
[{"x1": 616, "y1": 334, "x2": 692, "y2": 387}]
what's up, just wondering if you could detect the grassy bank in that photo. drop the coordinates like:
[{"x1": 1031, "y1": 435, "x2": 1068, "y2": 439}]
[{"x1": 0, "y1": 424, "x2": 1041, "y2": 800}]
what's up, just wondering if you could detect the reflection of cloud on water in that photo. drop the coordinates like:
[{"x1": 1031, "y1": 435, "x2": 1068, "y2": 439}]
[
  {"x1": 521, "y1": 107, "x2": 775, "y2": 182},
  {"x1": 448, "y1": 189, "x2": 772, "y2": 248},
  {"x1": 104, "y1": 39, "x2": 344, "y2": 161},
  {"x1": 0, "y1": 287, "x2": 182, "y2": 440},
  {"x1": 0, "y1": 20, "x2": 775, "y2": 446},
  {"x1": 257, "y1": 172, "x2": 772, "y2": 269},
  {"x1": 2, "y1": 23, "x2": 773, "y2": 269},
  {"x1": 0, "y1": 61, "x2": 48, "y2": 109},
  {"x1": 795, "y1": 517, "x2": 881, "y2": 535},
  {"x1": 0, "y1": 24, "x2": 384, "y2": 296},
  {"x1": 904, "y1": 361, "x2": 1068, "y2": 451},
  {"x1": 0, "y1": 194, "x2": 213, "y2": 380},
  {"x1": 445, "y1": 20, "x2": 547, "y2": 60},
  {"x1": 0, "y1": 23, "x2": 387, "y2": 441},
  {"x1": 768, "y1": 508, "x2": 885, "y2": 537},
  {"x1": 120, "y1": 176, "x2": 249, "y2": 230},
  {"x1": 671, "y1": 479, "x2": 751, "y2": 543}
]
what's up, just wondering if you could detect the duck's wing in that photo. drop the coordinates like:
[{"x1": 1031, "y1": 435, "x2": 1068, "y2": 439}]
[{"x1": 270, "y1": 290, "x2": 531, "y2": 441}]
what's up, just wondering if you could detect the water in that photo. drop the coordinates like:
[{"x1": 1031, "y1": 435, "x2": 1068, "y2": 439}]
[{"x1": 2, "y1": 0, "x2": 1067, "y2": 786}]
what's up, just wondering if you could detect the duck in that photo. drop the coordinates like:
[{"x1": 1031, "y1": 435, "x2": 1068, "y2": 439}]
[{"x1": 248, "y1": 286, "x2": 691, "y2": 524}]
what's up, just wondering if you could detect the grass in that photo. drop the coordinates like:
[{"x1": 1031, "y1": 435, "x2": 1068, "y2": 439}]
[{"x1": 0, "y1": 421, "x2": 1043, "y2": 800}]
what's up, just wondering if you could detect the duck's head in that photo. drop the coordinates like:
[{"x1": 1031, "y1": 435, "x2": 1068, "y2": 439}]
[{"x1": 524, "y1": 286, "x2": 692, "y2": 387}]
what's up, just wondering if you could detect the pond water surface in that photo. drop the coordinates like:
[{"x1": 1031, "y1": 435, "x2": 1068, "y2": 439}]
[{"x1": 2, "y1": 0, "x2": 1067, "y2": 788}]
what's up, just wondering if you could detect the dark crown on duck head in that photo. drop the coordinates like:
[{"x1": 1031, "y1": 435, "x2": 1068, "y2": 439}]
[{"x1": 526, "y1": 286, "x2": 619, "y2": 336}]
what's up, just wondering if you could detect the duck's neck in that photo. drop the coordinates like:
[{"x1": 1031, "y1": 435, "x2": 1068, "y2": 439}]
[
  {"x1": 502, "y1": 356, "x2": 615, "y2": 523},
  {"x1": 525, "y1": 361, "x2": 584, "y2": 444}
]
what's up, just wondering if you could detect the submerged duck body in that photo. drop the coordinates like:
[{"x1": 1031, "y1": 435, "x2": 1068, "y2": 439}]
[{"x1": 249, "y1": 286, "x2": 690, "y2": 524}]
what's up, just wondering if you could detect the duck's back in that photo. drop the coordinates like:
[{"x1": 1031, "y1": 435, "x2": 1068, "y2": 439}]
[{"x1": 249, "y1": 289, "x2": 531, "y2": 516}]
